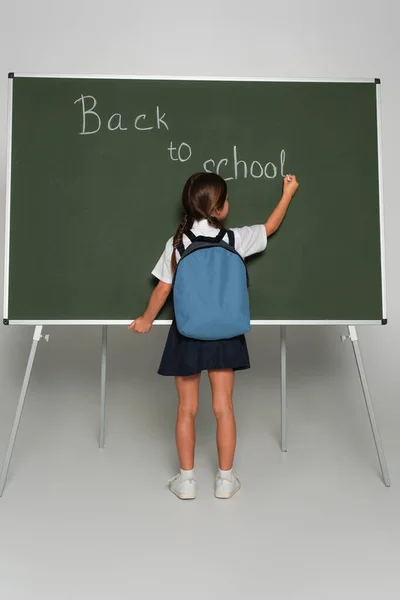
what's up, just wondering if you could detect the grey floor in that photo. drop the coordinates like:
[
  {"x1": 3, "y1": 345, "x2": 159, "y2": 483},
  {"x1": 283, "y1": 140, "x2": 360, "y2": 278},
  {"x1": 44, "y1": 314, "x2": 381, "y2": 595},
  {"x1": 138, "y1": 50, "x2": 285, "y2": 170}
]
[{"x1": 0, "y1": 326, "x2": 398, "y2": 599}]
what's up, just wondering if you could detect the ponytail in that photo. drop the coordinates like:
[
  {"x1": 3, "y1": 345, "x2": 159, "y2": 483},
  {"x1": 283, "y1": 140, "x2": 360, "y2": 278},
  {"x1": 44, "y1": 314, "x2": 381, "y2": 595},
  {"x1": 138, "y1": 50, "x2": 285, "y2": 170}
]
[
  {"x1": 171, "y1": 214, "x2": 193, "y2": 272},
  {"x1": 206, "y1": 214, "x2": 223, "y2": 230}
]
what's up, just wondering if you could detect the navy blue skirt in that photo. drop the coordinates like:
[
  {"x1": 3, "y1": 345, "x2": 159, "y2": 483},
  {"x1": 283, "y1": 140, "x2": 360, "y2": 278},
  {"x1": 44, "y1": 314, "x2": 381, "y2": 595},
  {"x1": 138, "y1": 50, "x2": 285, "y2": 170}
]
[{"x1": 158, "y1": 321, "x2": 250, "y2": 377}]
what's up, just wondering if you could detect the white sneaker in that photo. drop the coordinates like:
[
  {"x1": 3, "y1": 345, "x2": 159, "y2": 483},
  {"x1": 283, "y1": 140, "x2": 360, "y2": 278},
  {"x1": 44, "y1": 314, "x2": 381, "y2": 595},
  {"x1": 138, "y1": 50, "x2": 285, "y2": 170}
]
[
  {"x1": 215, "y1": 473, "x2": 241, "y2": 499},
  {"x1": 168, "y1": 474, "x2": 196, "y2": 500}
]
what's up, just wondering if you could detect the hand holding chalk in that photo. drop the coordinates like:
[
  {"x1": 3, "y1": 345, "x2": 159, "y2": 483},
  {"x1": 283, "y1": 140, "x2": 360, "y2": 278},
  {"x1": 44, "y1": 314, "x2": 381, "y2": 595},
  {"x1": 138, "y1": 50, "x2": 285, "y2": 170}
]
[{"x1": 283, "y1": 174, "x2": 299, "y2": 197}]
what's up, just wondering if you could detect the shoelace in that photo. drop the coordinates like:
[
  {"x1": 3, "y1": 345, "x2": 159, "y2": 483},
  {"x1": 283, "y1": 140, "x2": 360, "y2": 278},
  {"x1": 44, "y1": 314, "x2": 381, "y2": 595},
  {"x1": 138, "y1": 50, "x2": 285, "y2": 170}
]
[
  {"x1": 217, "y1": 475, "x2": 236, "y2": 485},
  {"x1": 168, "y1": 474, "x2": 180, "y2": 484},
  {"x1": 168, "y1": 474, "x2": 194, "y2": 484}
]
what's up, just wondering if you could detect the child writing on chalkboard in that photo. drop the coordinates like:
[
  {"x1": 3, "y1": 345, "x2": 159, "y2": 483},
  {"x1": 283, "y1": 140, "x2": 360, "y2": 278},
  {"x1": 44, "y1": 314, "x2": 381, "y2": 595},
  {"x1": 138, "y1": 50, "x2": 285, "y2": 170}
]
[{"x1": 129, "y1": 172, "x2": 298, "y2": 499}]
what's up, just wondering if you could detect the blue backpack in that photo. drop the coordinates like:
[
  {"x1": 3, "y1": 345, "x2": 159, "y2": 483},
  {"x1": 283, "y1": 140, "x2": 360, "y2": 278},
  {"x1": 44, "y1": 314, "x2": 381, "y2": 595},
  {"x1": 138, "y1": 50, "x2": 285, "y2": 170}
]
[{"x1": 173, "y1": 228, "x2": 250, "y2": 340}]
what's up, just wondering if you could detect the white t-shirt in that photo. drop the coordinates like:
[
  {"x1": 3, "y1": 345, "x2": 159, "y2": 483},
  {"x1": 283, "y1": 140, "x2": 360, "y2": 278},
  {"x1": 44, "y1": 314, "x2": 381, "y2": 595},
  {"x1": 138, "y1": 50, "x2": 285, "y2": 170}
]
[{"x1": 152, "y1": 219, "x2": 267, "y2": 284}]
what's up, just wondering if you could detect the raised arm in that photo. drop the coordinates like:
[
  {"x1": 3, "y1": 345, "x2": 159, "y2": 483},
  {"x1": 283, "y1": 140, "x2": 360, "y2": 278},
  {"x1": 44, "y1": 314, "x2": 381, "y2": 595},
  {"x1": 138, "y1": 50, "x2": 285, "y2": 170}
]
[
  {"x1": 265, "y1": 175, "x2": 299, "y2": 237},
  {"x1": 129, "y1": 280, "x2": 172, "y2": 333}
]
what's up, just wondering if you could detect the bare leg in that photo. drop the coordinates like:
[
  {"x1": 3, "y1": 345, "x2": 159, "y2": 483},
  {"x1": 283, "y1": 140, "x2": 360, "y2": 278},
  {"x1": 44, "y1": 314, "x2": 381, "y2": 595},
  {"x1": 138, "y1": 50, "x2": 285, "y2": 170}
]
[
  {"x1": 175, "y1": 374, "x2": 201, "y2": 470},
  {"x1": 208, "y1": 369, "x2": 236, "y2": 470}
]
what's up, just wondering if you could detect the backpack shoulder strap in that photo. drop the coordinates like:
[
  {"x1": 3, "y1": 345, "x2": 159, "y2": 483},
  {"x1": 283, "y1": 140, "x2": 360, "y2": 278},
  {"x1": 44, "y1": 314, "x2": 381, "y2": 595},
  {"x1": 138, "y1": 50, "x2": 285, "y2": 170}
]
[
  {"x1": 176, "y1": 229, "x2": 196, "y2": 258},
  {"x1": 176, "y1": 242, "x2": 185, "y2": 258},
  {"x1": 185, "y1": 230, "x2": 197, "y2": 243},
  {"x1": 227, "y1": 230, "x2": 235, "y2": 248},
  {"x1": 215, "y1": 228, "x2": 227, "y2": 243}
]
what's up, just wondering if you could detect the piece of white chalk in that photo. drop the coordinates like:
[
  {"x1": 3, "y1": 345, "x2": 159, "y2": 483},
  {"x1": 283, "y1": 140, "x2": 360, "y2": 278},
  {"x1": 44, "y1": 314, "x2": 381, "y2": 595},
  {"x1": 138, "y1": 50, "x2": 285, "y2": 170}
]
[{"x1": 286, "y1": 174, "x2": 292, "y2": 182}]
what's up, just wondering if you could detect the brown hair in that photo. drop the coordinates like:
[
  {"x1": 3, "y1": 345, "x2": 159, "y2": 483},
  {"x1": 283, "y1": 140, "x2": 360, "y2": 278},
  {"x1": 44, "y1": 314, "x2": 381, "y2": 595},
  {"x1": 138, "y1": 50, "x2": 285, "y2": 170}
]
[{"x1": 171, "y1": 172, "x2": 228, "y2": 271}]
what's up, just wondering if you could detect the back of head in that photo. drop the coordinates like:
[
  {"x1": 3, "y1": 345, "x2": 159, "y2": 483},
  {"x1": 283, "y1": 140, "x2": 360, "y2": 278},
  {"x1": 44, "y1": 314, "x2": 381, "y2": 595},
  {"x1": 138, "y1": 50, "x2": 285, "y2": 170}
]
[
  {"x1": 182, "y1": 172, "x2": 227, "y2": 225},
  {"x1": 171, "y1": 172, "x2": 228, "y2": 271}
]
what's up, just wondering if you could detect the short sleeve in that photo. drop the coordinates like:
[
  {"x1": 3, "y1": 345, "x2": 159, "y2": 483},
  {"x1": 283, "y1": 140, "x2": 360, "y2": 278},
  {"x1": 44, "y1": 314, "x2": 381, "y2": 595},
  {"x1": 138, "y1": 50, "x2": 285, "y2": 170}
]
[
  {"x1": 151, "y1": 237, "x2": 174, "y2": 284},
  {"x1": 231, "y1": 224, "x2": 267, "y2": 258}
]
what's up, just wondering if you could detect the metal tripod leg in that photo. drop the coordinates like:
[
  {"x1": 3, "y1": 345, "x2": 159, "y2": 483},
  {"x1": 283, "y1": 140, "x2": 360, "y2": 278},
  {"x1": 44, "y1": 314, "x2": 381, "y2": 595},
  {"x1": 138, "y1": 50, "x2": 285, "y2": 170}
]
[
  {"x1": 281, "y1": 326, "x2": 287, "y2": 452},
  {"x1": 99, "y1": 325, "x2": 107, "y2": 449},
  {"x1": 346, "y1": 326, "x2": 391, "y2": 487},
  {"x1": 0, "y1": 326, "x2": 44, "y2": 496}
]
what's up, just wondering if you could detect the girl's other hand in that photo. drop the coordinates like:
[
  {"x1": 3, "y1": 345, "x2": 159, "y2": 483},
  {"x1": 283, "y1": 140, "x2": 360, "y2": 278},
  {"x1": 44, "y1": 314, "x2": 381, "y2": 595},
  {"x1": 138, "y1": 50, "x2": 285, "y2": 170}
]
[
  {"x1": 283, "y1": 174, "x2": 299, "y2": 198},
  {"x1": 128, "y1": 316, "x2": 152, "y2": 334}
]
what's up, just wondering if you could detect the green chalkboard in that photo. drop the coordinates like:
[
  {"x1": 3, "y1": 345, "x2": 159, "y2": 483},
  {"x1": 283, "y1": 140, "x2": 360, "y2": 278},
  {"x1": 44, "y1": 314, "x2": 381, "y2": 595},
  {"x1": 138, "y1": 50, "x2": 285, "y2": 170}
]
[{"x1": 4, "y1": 76, "x2": 385, "y2": 324}]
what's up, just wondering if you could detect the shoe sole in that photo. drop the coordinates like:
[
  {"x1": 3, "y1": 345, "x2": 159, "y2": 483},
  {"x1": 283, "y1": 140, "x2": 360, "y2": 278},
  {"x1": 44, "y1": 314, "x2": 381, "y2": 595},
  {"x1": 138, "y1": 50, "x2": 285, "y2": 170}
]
[
  {"x1": 171, "y1": 491, "x2": 196, "y2": 500},
  {"x1": 169, "y1": 486, "x2": 196, "y2": 500}
]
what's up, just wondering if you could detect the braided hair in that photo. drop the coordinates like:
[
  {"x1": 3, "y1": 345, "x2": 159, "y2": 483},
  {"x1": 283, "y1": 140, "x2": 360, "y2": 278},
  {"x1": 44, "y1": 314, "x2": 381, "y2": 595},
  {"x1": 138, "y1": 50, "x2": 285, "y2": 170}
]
[{"x1": 171, "y1": 172, "x2": 228, "y2": 271}]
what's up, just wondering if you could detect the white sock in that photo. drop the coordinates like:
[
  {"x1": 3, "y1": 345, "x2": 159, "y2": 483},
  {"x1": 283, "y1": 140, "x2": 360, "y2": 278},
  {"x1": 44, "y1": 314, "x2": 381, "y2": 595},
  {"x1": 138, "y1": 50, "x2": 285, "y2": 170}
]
[
  {"x1": 218, "y1": 468, "x2": 233, "y2": 481},
  {"x1": 180, "y1": 468, "x2": 195, "y2": 481}
]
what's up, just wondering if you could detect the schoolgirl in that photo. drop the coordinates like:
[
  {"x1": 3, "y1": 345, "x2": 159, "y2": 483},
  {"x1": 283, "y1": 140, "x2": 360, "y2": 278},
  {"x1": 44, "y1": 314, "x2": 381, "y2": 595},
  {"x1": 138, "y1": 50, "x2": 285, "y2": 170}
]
[{"x1": 130, "y1": 172, "x2": 298, "y2": 499}]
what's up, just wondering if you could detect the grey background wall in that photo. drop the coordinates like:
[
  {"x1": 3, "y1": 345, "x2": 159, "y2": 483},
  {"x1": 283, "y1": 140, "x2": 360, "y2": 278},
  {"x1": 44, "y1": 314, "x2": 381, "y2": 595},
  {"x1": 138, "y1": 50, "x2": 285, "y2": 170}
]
[
  {"x1": 1, "y1": 3, "x2": 400, "y2": 598},
  {"x1": 0, "y1": 0, "x2": 398, "y2": 449}
]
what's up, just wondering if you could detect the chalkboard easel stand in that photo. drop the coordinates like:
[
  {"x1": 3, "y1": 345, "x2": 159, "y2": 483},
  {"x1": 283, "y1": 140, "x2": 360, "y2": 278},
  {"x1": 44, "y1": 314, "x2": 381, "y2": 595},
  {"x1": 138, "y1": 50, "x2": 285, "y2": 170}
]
[
  {"x1": 0, "y1": 325, "x2": 108, "y2": 497},
  {"x1": 280, "y1": 326, "x2": 287, "y2": 452},
  {"x1": 280, "y1": 325, "x2": 391, "y2": 487},
  {"x1": 341, "y1": 326, "x2": 390, "y2": 486},
  {"x1": 0, "y1": 323, "x2": 391, "y2": 496},
  {"x1": 0, "y1": 326, "x2": 45, "y2": 496},
  {"x1": 99, "y1": 326, "x2": 107, "y2": 449}
]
